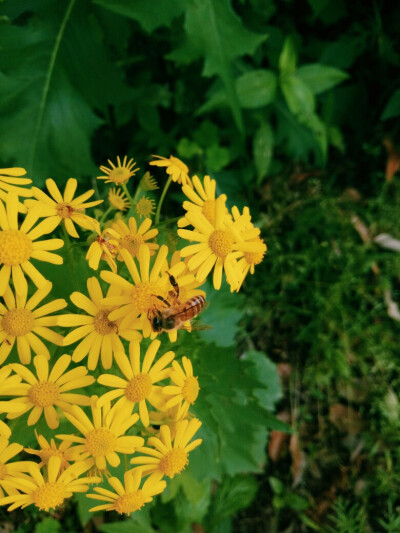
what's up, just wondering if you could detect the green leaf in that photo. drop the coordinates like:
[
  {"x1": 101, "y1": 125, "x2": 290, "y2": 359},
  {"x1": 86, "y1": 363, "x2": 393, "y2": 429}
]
[
  {"x1": 35, "y1": 518, "x2": 61, "y2": 533},
  {"x1": 296, "y1": 63, "x2": 349, "y2": 95},
  {"x1": 0, "y1": 6, "x2": 102, "y2": 183},
  {"x1": 169, "y1": 0, "x2": 266, "y2": 132},
  {"x1": 209, "y1": 475, "x2": 258, "y2": 524},
  {"x1": 206, "y1": 145, "x2": 231, "y2": 172},
  {"x1": 100, "y1": 511, "x2": 155, "y2": 533},
  {"x1": 177, "y1": 138, "x2": 203, "y2": 159},
  {"x1": 279, "y1": 36, "x2": 297, "y2": 75},
  {"x1": 280, "y1": 74, "x2": 315, "y2": 118},
  {"x1": 94, "y1": 0, "x2": 184, "y2": 32},
  {"x1": 75, "y1": 492, "x2": 93, "y2": 527},
  {"x1": 236, "y1": 69, "x2": 277, "y2": 109},
  {"x1": 381, "y1": 88, "x2": 400, "y2": 120},
  {"x1": 244, "y1": 351, "x2": 282, "y2": 409},
  {"x1": 269, "y1": 476, "x2": 284, "y2": 494},
  {"x1": 253, "y1": 121, "x2": 274, "y2": 184}
]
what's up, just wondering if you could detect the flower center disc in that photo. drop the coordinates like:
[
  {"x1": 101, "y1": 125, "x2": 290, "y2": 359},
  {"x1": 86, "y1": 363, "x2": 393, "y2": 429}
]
[
  {"x1": 29, "y1": 382, "x2": 60, "y2": 407},
  {"x1": 109, "y1": 169, "x2": 131, "y2": 185},
  {"x1": 131, "y1": 282, "x2": 161, "y2": 313},
  {"x1": 125, "y1": 374, "x2": 152, "y2": 402},
  {"x1": 120, "y1": 234, "x2": 145, "y2": 257},
  {"x1": 33, "y1": 482, "x2": 65, "y2": 511},
  {"x1": 202, "y1": 200, "x2": 216, "y2": 224},
  {"x1": 115, "y1": 490, "x2": 147, "y2": 514},
  {"x1": 244, "y1": 250, "x2": 265, "y2": 265},
  {"x1": 2, "y1": 308, "x2": 34, "y2": 336},
  {"x1": 182, "y1": 376, "x2": 200, "y2": 404},
  {"x1": 55, "y1": 203, "x2": 74, "y2": 218},
  {"x1": 159, "y1": 448, "x2": 188, "y2": 478},
  {"x1": 208, "y1": 229, "x2": 233, "y2": 258},
  {"x1": 136, "y1": 198, "x2": 154, "y2": 217},
  {"x1": 94, "y1": 310, "x2": 117, "y2": 336},
  {"x1": 85, "y1": 428, "x2": 117, "y2": 457},
  {"x1": 0, "y1": 230, "x2": 32, "y2": 266}
]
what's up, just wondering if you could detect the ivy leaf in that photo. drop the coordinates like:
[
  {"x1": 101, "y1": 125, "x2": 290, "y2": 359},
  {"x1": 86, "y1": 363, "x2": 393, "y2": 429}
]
[
  {"x1": 169, "y1": 0, "x2": 266, "y2": 133},
  {"x1": 296, "y1": 63, "x2": 349, "y2": 95},
  {"x1": 94, "y1": 0, "x2": 184, "y2": 33}
]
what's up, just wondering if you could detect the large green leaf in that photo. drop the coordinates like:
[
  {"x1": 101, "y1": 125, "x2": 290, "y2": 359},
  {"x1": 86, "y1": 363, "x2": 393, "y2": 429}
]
[
  {"x1": 169, "y1": 0, "x2": 266, "y2": 132},
  {"x1": 296, "y1": 63, "x2": 349, "y2": 95},
  {"x1": 94, "y1": 0, "x2": 184, "y2": 32},
  {"x1": 236, "y1": 69, "x2": 277, "y2": 109}
]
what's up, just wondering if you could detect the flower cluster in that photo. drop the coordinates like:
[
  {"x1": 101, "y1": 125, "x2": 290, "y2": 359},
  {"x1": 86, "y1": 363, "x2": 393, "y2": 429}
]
[{"x1": 0, "y1": 154, "x2": 265, "y2": 516}]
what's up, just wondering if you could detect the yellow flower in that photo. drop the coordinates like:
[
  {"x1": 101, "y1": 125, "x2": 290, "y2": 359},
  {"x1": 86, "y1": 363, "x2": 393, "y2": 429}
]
[
  {"x1": 56, "y1": 396, "x2": 144, "y2": 471},
  {"x1": 149, "y1": 155, "x2": 192, "y2": 187},
  {"x1": 101, "y1": 246, "x2": 204, "y2": 341},
  {"x1": 0, "y1": 366, "x2": 27, "y2": 438},
  {"x1": 140, "y1": 171, "x2": 159, "y2": 191},
  {"x1": 87, "y1": 470, "x2": 166, "y2": 514},
  {"x1": 0, "y1": 193, "x2": 64, "y2": 296},
  {"x1": 162, "y1": 357, "x2": 200, "y2": 420},
  {"x1": 0, "y1": 437, "x2": 36, "y2": 498},
  {"x1": 178, "y1": 196, "x2": 264, "y2": 290},
  {"x1": 25, "y1": 430, "x2": 75, "y2": 471},
  {"x1": 5, "y1": 354, "x2": 94, "y2": 429},
  {"x1": 86, "y1": 221, "x2": 119, "y2": 273},
  {"x1": 135, "y1": 196, "x2": 156, "y2": 219},
  {"x1": 97, "y1": 156, "x2": 139, "y2": 185},
  {"x1": 112, "y1": 217, "x2": 158, "y2": 260},
  {"x1": 0, "y1": 455, "x2": 100, "y2": 511},
  {"x1": 178, "y1": 175, "x2": 227, "y2": 228},
  {"x1": 0, "y1": 283, "x2": 66, "y2": 365},
  {"x1": 59, "y1": 277, "x2": 141, "y2": 371},
  {"x1": 0, "y1": 167, "x2": 32, "y2": 198},
  {"x1": 108, "y1": 187, "x2": 130, "y2": 211},
  {"x1": 130, "y1": 419, "x2": 202, "y2": 478},
  {"x1": 97, "y1": 339, "x2": 175, "y2": 427},
  {"x1": 26, "y1": 178, "x2": 102, "y2": 238}
]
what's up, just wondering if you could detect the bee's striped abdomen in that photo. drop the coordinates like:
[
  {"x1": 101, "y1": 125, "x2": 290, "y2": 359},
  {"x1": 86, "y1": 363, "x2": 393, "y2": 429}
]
[{"x1": 179, "y1": 295, "x2": 205, "y2": 320}]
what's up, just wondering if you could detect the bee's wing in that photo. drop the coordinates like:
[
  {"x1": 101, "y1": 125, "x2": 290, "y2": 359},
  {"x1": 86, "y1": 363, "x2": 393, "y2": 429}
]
[{"x1": 179, "y1": 319, "x2": 213, "y2": 332}]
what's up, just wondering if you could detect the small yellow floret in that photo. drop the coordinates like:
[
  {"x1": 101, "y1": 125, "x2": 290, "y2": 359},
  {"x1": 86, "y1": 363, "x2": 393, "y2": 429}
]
[
  {"x1": 2, "y1": 308, "x2": 34, "y2": 336},
  {"x1": 33, "y1": 482, "x2": 65, "y2": 511},
  {"x1": 93, "y1": 310, "x2": 118, "y2": 336},
  {"x1": 28, "y1": 382, "x2": 60, "y2": 407},
  {"x1": 86, "y1": 428, "x2": 117, "y2": 457},
  {"x1": 125, "y1": 374, "x2": 152, "y2": 402},
  {"x1": 208, "y1": 229, "x2": 233, "y2": 258},
  {"x1": 114, "y1": 491, "x2": 147, "y2": 514},
  {"x1": 159, "y1": 448, "x2": 188, "y2": 478},
  {"x1": 182, "y1": 376, "x2": 200, "y2": 404}
]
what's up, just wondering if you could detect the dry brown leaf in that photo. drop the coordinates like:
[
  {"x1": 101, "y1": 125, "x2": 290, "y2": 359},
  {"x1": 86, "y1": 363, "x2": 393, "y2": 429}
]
[
  {"x1": 329, "y1": 404, "x2": 363, "y2": 434},
  {"x1": 276, "y1": 363, "x2": 292, "y2": 380},
  {"x1": 290, "y1": 433, "x2": 306, "y2": 487},
  {"x1": 384, "y1": 290, "x2": 400, "y2": 322},
  {"x1": 351, "y1": 214, "x2": 371, "y2": 243},
  {"x1": 268, "y1": 411, "x2": 291, "y2": 462},
  {"x1": 383, "y1": 137, "x2": 400, "y2": 182}
]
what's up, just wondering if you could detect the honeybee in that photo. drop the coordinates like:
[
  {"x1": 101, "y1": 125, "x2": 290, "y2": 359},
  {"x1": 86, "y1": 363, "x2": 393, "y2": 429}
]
[{"x1": 148, "y1": 272, "x2": 207, "y2": 333}]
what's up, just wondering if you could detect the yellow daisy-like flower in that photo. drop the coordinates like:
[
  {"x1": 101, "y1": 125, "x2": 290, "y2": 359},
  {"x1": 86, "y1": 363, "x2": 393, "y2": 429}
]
[
  {"x1": 87, "y1": 469, "x2": 166, "y2": 514},
  {"x1": 0, "y1": 167, "x2": 32, "y2": 199},
  {"x1": 140, "y1": 171, "x2": 159, "y2": 191},
  {"x1": 0, "y1": 455, "x2": 100, "y2": 511},
  {"x1": 0, "y1": 366, "x2": 26, "y2": 437},
  {"x1": 97, "y1": 156, "x2": 139, "y2": 185},
  {"x1": 86, "y1": 222, "x2": 119, "y2": 273},
  {"x1": 178, "y1": 175, "x2": 227, "y2": 228},
  {"x1": 101, "y1": 245, "x2": 201, "y2": 340},
  {"x1": 233, "y1": 236, "x2": 267, "y2": 290},
  {"x1": 0, "y1": 283, "x2": 66, "y2": 365},
  {"x1": 178, "y1": 196, "x2": 264, "y2": 290},
  {"x1": 5, "y1": 354, "x2": 94, "y2": 429},
  {"x1": 130, "y1": 418, "x2": 202, "y2": 479},
  {"x1": 135, "y1": 196, "x2": 156, "y2": 219},
  {"x1": 0, "y1": 192, "x2": 64, "y2": 296},
  {"x1": 97, "y1": 339, "x2": 174, "y2": 428},
  {"x1": 149, "y1": 155, "x2": 192, "y2": 187},
  {"x1": 162, "y1": 357, "x2": 200, "y2": 420},
  {"x1": 26, "y1": 178, "x2": 102, "y2": 238},
  {"x1": 57, "y1": 396, "x2": 144, "y2": 471},
  {"x1": 108, "y1": 187, "x2": 130, "y2": 212},
  {"x1": 25, "y1": 430, "x2": 75, "y2": 471},
  {"x1": 59, "y1": 277, "x2": 141, "y2": 371},
  {"x1": 0, "y1": 437, "x2": 36, "y2": 498},
  {"x1": 112, "y1": 217, "x2": 158, "y2": 260}
]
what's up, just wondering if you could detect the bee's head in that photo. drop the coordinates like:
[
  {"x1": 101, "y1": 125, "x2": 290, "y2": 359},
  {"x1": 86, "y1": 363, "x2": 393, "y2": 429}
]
[{"x1": 149, "y1": 311, "x2": 163, "y2": 332}]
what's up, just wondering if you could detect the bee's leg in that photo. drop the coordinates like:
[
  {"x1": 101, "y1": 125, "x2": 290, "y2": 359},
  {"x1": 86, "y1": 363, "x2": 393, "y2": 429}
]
[
  {"x1": 166, "y1": 271, "x2": 180, "y2": 303},
  {"x1": 155, "y1": 295, "x2": 171, "y2": 308}
]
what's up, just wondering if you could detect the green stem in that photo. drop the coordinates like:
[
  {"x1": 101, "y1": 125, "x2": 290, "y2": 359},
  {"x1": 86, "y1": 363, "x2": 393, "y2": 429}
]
[
  {"x1": 99, "y1": 206, "x2": 114, "y2": 224},
  {"x1": 121, "y1": 183, "x2": 134, "y2": 205},
  {"x1": 62, "y1": 225, "x2": 78, "y2": 292},
  {"x1": 154, "y1": 216, "x2": 180, "y2": 229},
  {"x1": 29, "y1": 0, "x2": 77, "y2": 171},
  {"x1": 155, "y1": 176, "x2": 173, "y2": 225}
]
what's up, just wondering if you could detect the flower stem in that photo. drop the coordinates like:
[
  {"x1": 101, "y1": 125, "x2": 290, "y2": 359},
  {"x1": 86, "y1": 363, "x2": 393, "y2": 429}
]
[
  {"x1": 155, "y1": 176, "x2": 173, "y2": 225},
  {"x1": 62, "y1": 224, "x2": 79, "y2": 292},
  {"x1": 99, "y1": 206, "x2": 114, "y2": 224},
  {"x1": 121, "y1": 183, "x2": 135, "y2": 207}
]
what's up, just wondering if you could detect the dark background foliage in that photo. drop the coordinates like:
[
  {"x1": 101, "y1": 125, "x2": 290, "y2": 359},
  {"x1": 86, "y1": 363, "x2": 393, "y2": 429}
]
[{"x1": 1, "y1": 0, "x2": 400, "y2": 531}]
